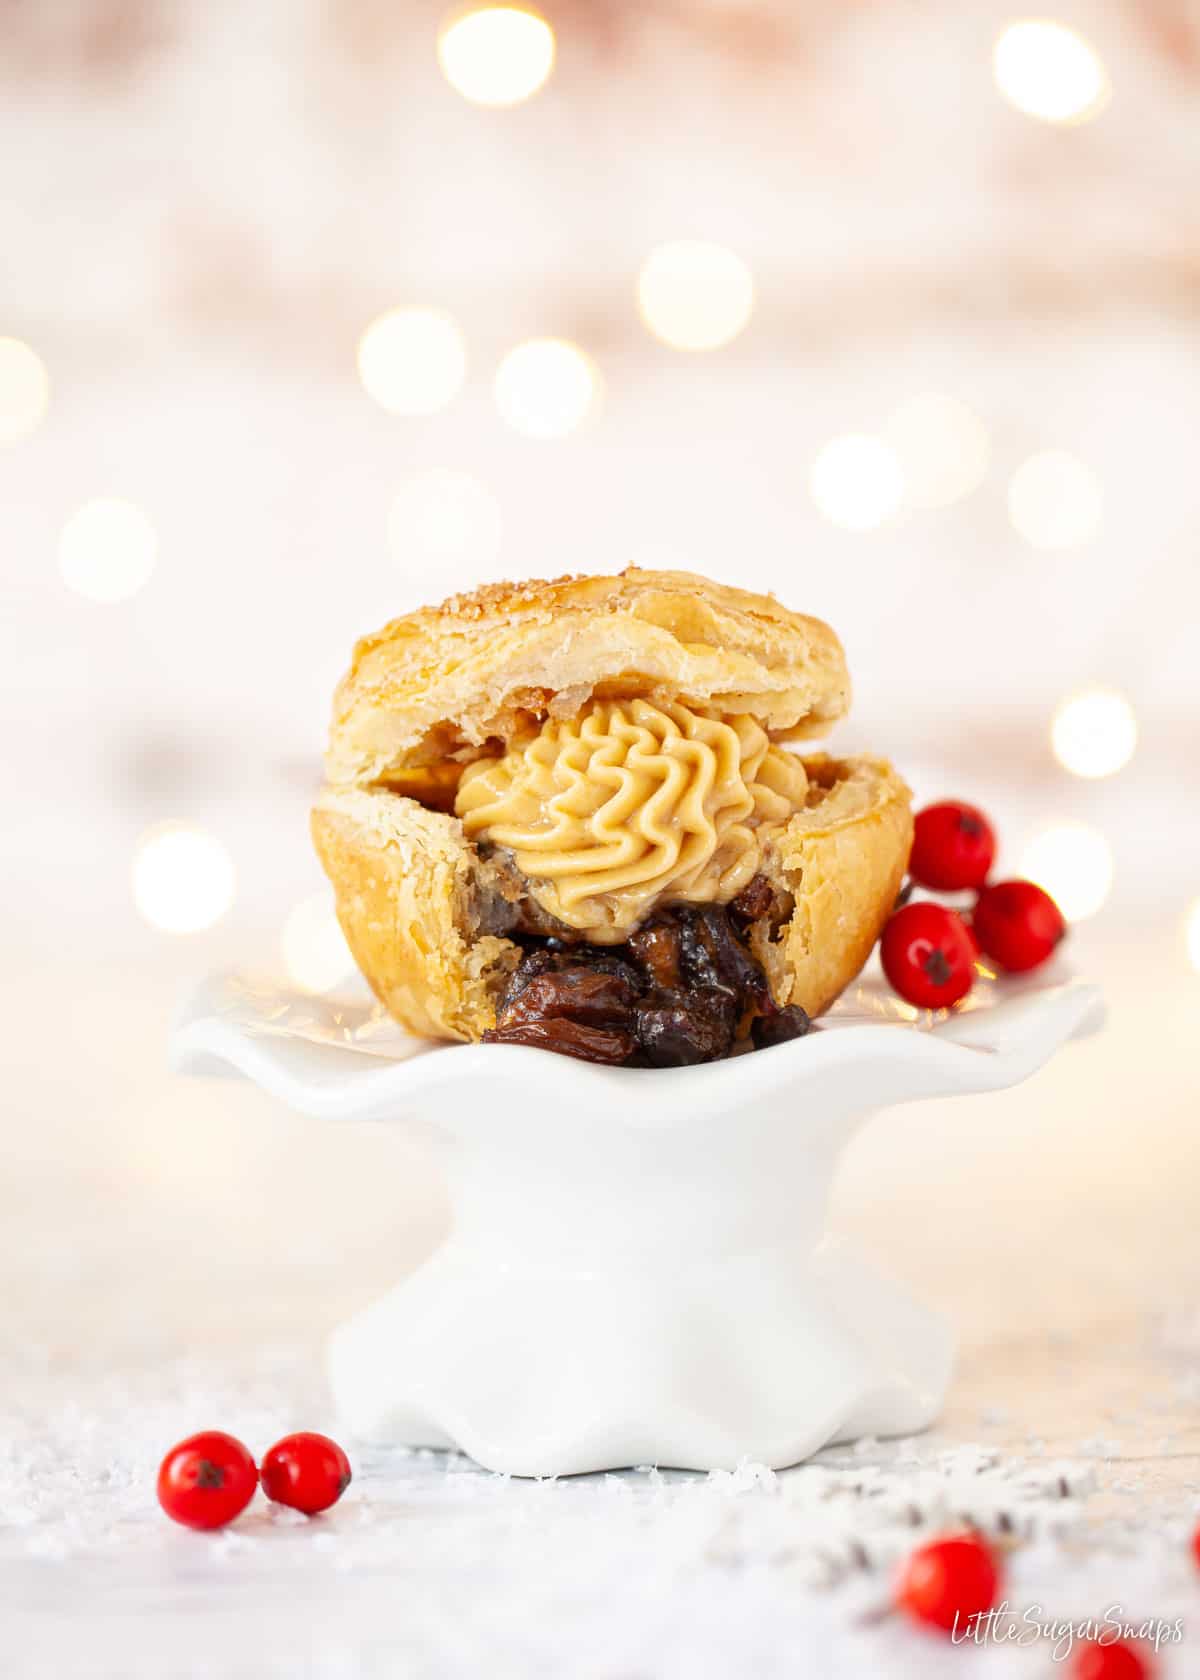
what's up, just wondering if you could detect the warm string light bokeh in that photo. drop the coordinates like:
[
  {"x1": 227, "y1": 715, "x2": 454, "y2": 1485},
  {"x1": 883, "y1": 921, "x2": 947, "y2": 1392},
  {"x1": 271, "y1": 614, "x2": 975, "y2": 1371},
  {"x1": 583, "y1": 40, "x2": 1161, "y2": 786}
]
[
  {"x1": 0, "y1": 336, "x2": 49, "y2": 443},
  {"x1": 357, "y1": 307, "x2": 468, "y2": 417},
  {"x1": 1019, "y1": 821, "x2": 1114, "y2": 923},
  {"x1": 992, "y1": 19, "x2": 1109, "y2": 125},
  {"x1": 5, "y1": 5, "x2": 1186, "y2": 980},
  {"x1": 437, "y1": 6, "x2": 555, "y2": 107},
  {"x1": 132, "y1": 824, "x2": 236, "y2": 935},
  {"x1": 884, "y1": 394, "x2": 991, "y2": 511},
  {"x1": 1007, "y1": 449, "x2": 1104, "y2": 551},
  {"x1": 636, "y1": 241, "x2": 755, "y2": 352},
  {"x1": 809, "y1": 435, "x2": 905, "y2": 532},
  {"x1": 494, "y1": 339, "x2": 599, "y2": 439},
  {"x1": 1186, "y1": 901, "x2": 1200, "y2": 975},
  {"x1": 281, "y1": 894, "x2": 355, "y2": 994},
  {"x1": 1051, "y1": 688, "x2": 1137, "y2": 780},
  {"x1": 59, "y1": 497, "x2": 158, "y2": 603}
]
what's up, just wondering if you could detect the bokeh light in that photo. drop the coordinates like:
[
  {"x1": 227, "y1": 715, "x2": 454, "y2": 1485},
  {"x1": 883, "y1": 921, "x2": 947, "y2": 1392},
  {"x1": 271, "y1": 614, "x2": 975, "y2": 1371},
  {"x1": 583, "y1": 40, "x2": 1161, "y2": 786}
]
[
  {"x1": 59, "y1": 498, "x2": 157, "y2": 602},
  {"x1": 132, "y1": 823, "x2": 235, "y2": 934},
  {"x1": 389, "y1": 468, "x2": 503, "y2": 572},
  {"x1": 357, "y1": 308, "x2": 467, "y2": 416},
  {"x1": 809, "y1": 434, "x2": 905, "y2": 531},
  {"x1": 438, "y1": 7, "x2": 555, "y2": 107},
  {"x1": 993, "y1": 20, "x2": 1109, "y2": 125},
  {"x1": 282, "y1": 894, "x2": 355, "y2": 994},
  {"x1": 1019, "y1": 821, "x2": 1113, "y2": 921},
  {"x1": 636, "y1": 241, "x2": 754, "y2": 352},
  {"x1": 885, "y1": 392, "x2": 991, "y2": 509},
  {"x1": 0, "y1": 337, "x2": 50, "y2": 444},
  {"x1": 1051, "y1": 686, "x2": 1137, "y2": 779},
  {"x1": 494, "y1": 339, "x2": 598, "y2": 439},
  {"x1": 1185, "y1": 900, "x2": 1200, "y2": 974},
  {"x1": 1008, "y1": 450, "x2": 1103, "y2": 550}
]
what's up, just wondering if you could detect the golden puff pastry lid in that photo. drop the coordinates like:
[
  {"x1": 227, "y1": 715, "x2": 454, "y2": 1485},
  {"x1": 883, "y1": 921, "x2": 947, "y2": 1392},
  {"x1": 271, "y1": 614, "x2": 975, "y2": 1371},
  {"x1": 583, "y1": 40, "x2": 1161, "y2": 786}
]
[{"x1": 325, "y1": 568, "x2": 850, "y2": 790}]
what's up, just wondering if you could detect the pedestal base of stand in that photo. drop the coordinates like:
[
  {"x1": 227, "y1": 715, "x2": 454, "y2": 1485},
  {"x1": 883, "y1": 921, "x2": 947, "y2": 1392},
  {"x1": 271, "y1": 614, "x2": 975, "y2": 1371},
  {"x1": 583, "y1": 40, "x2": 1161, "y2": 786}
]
[
  {"x1": 170, "y1": 965, "x2": 1103, "y2": 1481},
  {"x1": 329, "y1": 1237, "x2": 954, "y2": 1477}
]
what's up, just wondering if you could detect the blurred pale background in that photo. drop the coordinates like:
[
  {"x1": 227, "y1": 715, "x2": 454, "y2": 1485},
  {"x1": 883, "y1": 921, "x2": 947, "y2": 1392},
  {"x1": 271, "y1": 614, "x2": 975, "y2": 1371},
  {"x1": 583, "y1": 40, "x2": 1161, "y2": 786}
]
[{"x1": 3, "y1": 0, "x2": 1200, "y2": 1453}]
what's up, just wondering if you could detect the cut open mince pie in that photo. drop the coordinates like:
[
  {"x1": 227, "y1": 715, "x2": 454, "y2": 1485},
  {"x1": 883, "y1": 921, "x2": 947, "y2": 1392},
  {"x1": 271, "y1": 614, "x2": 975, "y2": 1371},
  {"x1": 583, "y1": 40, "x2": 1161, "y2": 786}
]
[{"x1": 312, "y1": 569, "x2": 912, "y2": 1066}]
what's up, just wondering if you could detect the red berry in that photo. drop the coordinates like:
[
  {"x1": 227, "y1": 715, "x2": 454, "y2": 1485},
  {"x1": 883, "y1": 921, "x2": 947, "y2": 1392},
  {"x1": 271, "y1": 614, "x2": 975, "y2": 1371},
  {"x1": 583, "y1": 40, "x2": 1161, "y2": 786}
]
[
  {"x1": 894, "y1": 1530, "x2": 1000, "y2": 1635},
  {"x1": 260, "y1": 1431, "x2": 352, "y2": 1516},
  {"x1": 880, "y1": 902, "x2": 976, "y2": 1008},
  {"x1": 157, "y1": 1431, "x2": 258, "y2": 1530},
  {"x1": 1070, "y1": 1639, "x2": 1155, "y2": 1680},
  {"x1": 909, "y1": 801, "x2": 996, "y2": 892},
  {"x1": 1193, "y1": 1519, "x2": 1200, "y2": 1569},
  {"x1": 973, "y1": 879, "x2": 1066, "y2": 973}
]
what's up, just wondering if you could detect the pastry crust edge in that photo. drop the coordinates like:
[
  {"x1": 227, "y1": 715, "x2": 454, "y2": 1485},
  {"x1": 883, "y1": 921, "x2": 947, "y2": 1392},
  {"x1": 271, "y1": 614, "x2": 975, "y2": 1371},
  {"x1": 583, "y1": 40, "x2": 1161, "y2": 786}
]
[{"x1": 325, "y1": 568, "x2": 851, "y2": 791}]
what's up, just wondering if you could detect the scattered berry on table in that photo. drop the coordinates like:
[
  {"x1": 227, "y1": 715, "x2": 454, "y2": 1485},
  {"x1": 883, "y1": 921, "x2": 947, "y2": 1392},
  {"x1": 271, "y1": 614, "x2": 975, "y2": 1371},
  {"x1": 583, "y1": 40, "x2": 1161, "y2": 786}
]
[
  {"x1": 880, "y1": 902, "x2": 977, "y2": 1008},
  {"x1": 157, "y1": 1431, "x2": 258, "y2": 1530},
  {"x1": 260, "y1": 1431, "x2": 352, "y2": 1516},
  {"x1": 973, "y1": 878, "x2": 1067, "y2": 973},
  {"x1": 909, "y1": 801, "x2": 996, "y2": 892},
  {"x1": 1070, "y1": 1638, "x2": 1155, "y2": 1680},
  {"x1": 894, "y1": 1530, "x2": 1001, "y2": 1635}
]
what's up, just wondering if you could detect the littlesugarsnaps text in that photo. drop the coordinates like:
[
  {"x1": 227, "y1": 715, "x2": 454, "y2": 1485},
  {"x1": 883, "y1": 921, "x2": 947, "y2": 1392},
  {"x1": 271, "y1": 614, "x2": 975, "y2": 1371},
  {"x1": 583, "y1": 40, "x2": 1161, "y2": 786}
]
[{"x1": 951, "y1": 1604, "x2": 1184, "y2": 1660}]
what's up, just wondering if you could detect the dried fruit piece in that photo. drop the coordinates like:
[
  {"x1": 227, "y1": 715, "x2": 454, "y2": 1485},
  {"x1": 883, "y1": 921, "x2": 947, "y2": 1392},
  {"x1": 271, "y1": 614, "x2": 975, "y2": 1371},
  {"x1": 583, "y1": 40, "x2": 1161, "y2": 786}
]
[
  {"x1": 498, "y1": 969, "x2": 637, "y2": 1028},
  {"x1": 484, "y1": 1016, "x2": 635, "y2": 1064},
  {"x1": 635, "y1": 986, "x2": 737, "y2": 1067},
  {"x1": 627, "y1": 921, "x2": 683, "y2": 991},
  {"x1": 486, "y1": 953, "x2": 639, "y2": 1063},
  {"x1": 728, "y1": 873, "x2": 775, "y2": 927},
  {"x1": 498, "y1": 947, "x2": 641, "y2": 1010},
  {"x1": 751, "y1": 1005, "x2": 811, "y2": 1049},
  {"x1": 674, "y1": 905, "x2": 772, "y2": 1011}
]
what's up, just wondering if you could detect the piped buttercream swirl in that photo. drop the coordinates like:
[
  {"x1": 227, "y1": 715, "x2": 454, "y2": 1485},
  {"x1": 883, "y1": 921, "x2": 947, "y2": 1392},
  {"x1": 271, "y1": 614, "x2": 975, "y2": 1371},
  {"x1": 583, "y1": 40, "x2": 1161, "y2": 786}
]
[{"x1": 454, "y1": 698, "x2": 807, "y2": 941}]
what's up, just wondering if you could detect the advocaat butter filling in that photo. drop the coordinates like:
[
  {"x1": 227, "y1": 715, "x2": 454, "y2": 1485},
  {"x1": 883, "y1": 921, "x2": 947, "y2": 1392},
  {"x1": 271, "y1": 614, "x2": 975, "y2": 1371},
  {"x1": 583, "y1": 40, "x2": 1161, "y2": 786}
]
[{"x1": 454, "y1": 698, "x2": 808, "y2": 942}]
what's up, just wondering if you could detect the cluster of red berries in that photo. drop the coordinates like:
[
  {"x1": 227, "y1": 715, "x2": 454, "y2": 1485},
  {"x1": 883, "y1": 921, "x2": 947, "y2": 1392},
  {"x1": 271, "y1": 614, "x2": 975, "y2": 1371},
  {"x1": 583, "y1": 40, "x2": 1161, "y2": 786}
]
[
  {"x1": 880, "y1": 800, "x2": 1067, "y2": 1010},
  {"x1": 157, "y1": 1428, "x2": 351, "y2": 1530},
  {"x1": 895, "y1": 1531, "x2": 1158, "y2": 1676}
]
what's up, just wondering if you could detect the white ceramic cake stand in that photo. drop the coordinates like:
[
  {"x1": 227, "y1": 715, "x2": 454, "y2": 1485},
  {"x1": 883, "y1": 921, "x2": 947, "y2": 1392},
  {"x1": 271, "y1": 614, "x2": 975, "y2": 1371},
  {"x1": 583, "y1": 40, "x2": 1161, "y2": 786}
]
[{"x1": 170, "y1": 964, "x2": 1102, "y2": 1478}]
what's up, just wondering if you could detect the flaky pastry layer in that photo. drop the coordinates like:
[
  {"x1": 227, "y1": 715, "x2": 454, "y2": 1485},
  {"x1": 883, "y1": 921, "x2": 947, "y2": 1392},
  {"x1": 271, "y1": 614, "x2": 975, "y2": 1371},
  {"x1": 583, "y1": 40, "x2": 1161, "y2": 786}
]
[{"x1": 324, "y1": 569, "x2": 850, "y2": 794}]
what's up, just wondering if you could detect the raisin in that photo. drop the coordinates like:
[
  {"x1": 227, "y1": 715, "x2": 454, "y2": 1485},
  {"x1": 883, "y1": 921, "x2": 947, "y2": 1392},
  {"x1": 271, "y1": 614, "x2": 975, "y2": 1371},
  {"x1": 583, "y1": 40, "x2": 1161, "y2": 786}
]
[
  {"x1": 750, "y1": 1005, "x2": 811, "y2": 1049},
  {"x1": 678, "y1": 905, "x2": 772, "y2": 1011},
  {"x1": 728, "y1": 874, "x2": 775, "y2": 927},
  {"x1": 626, "y1": 921, "x2": 683, "y2": 991},
  {"x1": 634, "y1": 986, "x2": 737, "y2": 1068},
  {"x1": 486, "y1": 954, "x2": 640, "y2": 1064},
  {"x1": 498, "y1": 947, "x2": 641, "y2": 1010},
  {"x1": 484, "y1": 1017, "x2": 635, "y2": 1065},
  {"x1": 497, "y1": 968, "x2": 637, "y2": 1029}
]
